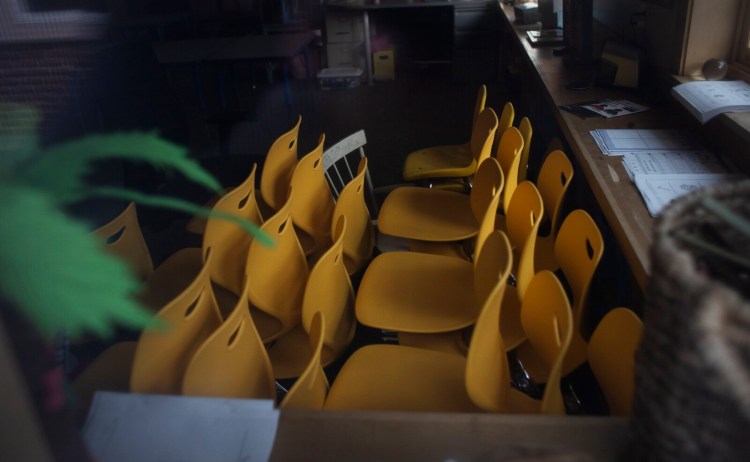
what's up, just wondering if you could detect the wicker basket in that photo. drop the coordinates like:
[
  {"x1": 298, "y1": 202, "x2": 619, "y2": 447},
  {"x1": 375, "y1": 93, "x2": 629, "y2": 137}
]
[{"x1": 632, "y1": 179, "x2": 750, "y2": 461}]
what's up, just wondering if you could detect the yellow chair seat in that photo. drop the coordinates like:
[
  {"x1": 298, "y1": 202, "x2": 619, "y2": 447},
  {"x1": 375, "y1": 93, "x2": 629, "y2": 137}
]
[
  {"x1": 378, "y1": 187, "x2": 478, "y2": 242},
  {"x1": 356, "y1": 251, "x2": 477, "y2": 333},
  {"x1": 397, "y1": 330, "x2": 469, "y2": 356},
  {"x1": 267, "y1": 324, "x2": 337, "y2": 379},
  {"x1": 324, "y1": 344, "x2": 480, "y2": 412},
  {"x1": 402, "y1": 144, "x2": 474, "y2": 181},
  {"x1": 206, "y1": 283, "x2": 281, "y2": 342}
]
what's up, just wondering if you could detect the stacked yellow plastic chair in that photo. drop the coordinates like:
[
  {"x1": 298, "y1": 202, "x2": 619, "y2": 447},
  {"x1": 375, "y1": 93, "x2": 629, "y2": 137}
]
[
  {"x1": 587, "y1": 307, "x2": 643, "y2": 416},
  {"x1": 497, "y1": 181, "x2": 544, "y2": 351},
  {"x1": 356, "y1": 159, "x2": 503, "y2": 340},
  {"x1": 495, "y1": 125, "x2": 525, "y2": 217},
  {"x1": 94, "y1": 164, "x2": 265, "y2": 319},
  {"x1": 378, "y1": 129, "x2": 501, "y2": 254},
  {"x1": 354, "y1": 167, "x2": 502, "y2": 359},
  {"x1": 331, "y1": 157, "x2": 375, "y2": 276},
  {"x1": 288, "y1": 134, "x2": 335, "y2": 258},
  {"x1": 532, "y1": 149, "x2": 574, "y2": 273},
  {"x1": 182, "y1": 278, "x2": 276, "y2": 400},
  {"x1": 259, "y1": 115, "x2": 302, "y2": 217},
  {"x1": 325, "y1": 232, "x2": 573, "y2": 414},
  {"x1": 517, "y1": 116, "x2": 533, "y2": 183},
  {"x1": 267, "y1": 216, "x2": 356, "y2": 379},
  {"x1": 73, "y1": 252, "x2": 223, "y2": 411},
  {"x1": 402, "y1": 98, "x2": 510, "y2": 191},
  {"x1": 324, "y1": 230, "x2": 512, "y2": 412},
  {"x1": 144, "y1": 164, "x2": 264, "y2": 316},
  {"x1": 402, "y1": 84, "x2": 487, "y2": 185},
  {"x1": 245, "y1": 189, "x2": 310, "y2": 343},
  {"x1": 279, "y1": 311, "x2": 329, "y2": 410},
  {"x1": 92, "y1": 201, "x2": 154, "y2": 283},
  {"x1": 469, "y1": 269, "x2": 573, "y2": 414},
  {"x1": 514, "y1": 209, "x2": 604, "y2": 381}
]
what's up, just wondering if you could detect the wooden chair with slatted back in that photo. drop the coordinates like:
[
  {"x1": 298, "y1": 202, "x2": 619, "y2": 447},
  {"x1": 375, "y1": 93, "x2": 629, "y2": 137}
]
[{"x1": 323, "y1": 129, "x2": 379, "y2": 218}]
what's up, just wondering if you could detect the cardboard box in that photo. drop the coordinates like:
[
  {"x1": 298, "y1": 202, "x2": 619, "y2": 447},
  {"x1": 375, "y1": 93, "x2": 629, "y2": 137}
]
[
  {"x1": 317, "y1": 67, "x2": 364, "y2": 90},
  {"x1": 373, "y1": 49, "x2": 395, "y2": 80},
  {"x1": 326, "y1": 42, "x2": 365, "y2": 69},
  {"x1": 325, "y1": 12, "x2": 364, "y2": 43}
]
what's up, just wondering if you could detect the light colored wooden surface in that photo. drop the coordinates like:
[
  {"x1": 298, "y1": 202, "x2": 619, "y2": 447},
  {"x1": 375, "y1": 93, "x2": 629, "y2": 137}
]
[
  {"x1": 495, "y1": 2, "x2": 696, "y2": 290},
  {"x1": 271, "y1": 409, "x2": 630, "y2": 461}
]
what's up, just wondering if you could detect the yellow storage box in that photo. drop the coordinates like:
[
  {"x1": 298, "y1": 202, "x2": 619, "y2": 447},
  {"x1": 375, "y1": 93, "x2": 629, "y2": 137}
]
[{"x1": 373, "y1": 49, "x2": 395, "y2": 80}]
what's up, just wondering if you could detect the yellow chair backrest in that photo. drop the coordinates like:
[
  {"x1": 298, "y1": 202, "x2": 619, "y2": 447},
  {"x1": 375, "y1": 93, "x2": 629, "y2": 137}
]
[
  {"x1": 279, "y1": 311, "x2": 329, "y2": 409},
  {"x1": 517, "y1": 117, "x2": 533, "y2": 183},
  {"x1": 473, "y1": 228, "x2": 513, "y2": 328},
  {"x1": 472, "y1": 158, "x2": 504, "y2": 259},
  {"x1": 556, "y1": 210, "x2": 604, "y2": 327},
  {"x1": 497, "y1": 101, "x2": 515, "y2": 137},
  {"x1": 245, "y1": 190, "x2": 310, "y2": 342},
  {"x1": 465, "y1": 230, "x2": 513, "y2": 412},
  {"x1": 182, "y1": 278, "x2": 276, "y2": 399},
  {"x1": 260, "y1": 115, "x2": 301, "y2": 212},
  {"x1": 289, "y1": 133, "x2": 335, "y2": 254},
  {"x1": 536, "y1": 150, "x2": 574, "y2": 238},
  {"x1": 130, "y1": 250, "x2": 222, "y2": 394},
  {"x1": 470, "y1": 84, "x2": 487, "y2": 129},
  {"x1": 495, "y1": 126, "x2": 524, "y2": 213},
  {"x1": 202, "y1": 163, "x2": 264, "y2": 295},
  {"x1": 92, "y1": 202, "x2": 153, "y2": 281},
  {"x1": 505, "y1": 181, "x2": 544, "y2": 299},
  {"x1": 331, "y1": 157, "x2": 375, "y2": 275},
  {"x1": 587, "y1": 307, "x2": 643, "y2": 416},
  {"x1": 302, "y1": 216, "x2": 356, "y2": 364},
  {"x1": 520, "y1": 270, "x2": 573, "y2": 415},
  {"x1": 469, "y1": 157, "x2": 505, "y2": 230},
  {"x1": 468, "y1": 107, "x2": 499, "y2": 165}
]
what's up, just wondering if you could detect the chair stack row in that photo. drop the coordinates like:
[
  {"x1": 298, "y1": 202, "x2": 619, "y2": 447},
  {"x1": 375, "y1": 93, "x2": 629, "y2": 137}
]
[{"x1": 72, "y1": 86, "x2": 643, "y2": 418}]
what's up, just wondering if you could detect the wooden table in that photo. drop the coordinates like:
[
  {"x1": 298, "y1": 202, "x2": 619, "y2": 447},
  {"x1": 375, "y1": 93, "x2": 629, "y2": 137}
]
[
  {"x1": 270, "y1": 409, "x2": 631, "y2": 461},
  {"x1": 495, "y1": 2, "x2": 693, "y2": 291}
]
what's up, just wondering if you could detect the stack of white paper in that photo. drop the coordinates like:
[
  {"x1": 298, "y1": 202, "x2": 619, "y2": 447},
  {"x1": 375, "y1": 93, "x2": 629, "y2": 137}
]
[
  {"x1": 591, "y1": 129, "x2": 700, "y2": 156},
  {"x1": 589, "y1": 128, "x2": 746, "y2": 216},
  {"x1": 633, "y1": 173, "x2": 743, "y2": 217},
  {"x1": 621, "y1": 150, "x2": 729, "y2": 182}
]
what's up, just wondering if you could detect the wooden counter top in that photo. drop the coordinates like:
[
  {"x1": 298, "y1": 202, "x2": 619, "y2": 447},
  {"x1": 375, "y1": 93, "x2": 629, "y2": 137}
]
[
  {"x1": 271, "y1": 409, "x2": 630, "y2": 461},
  {"x1": 495, "y1": 2, "x2": 677, "y2": 291}
]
